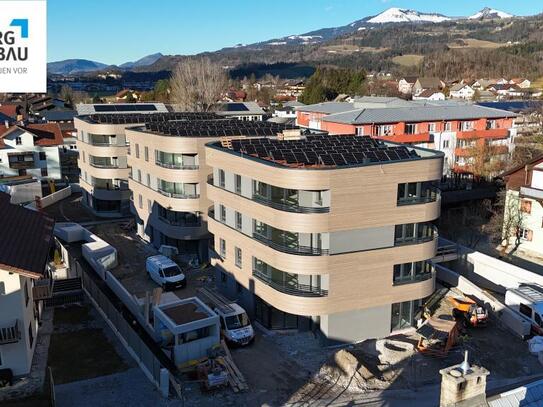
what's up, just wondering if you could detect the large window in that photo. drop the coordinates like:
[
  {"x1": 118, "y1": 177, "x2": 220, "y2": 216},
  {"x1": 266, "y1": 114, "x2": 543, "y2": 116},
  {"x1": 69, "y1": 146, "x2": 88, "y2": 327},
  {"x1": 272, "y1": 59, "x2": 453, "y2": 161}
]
[
  {"x1": 373, "y1": 124, "x2": 393, "y2": 137},
  {"x1": 405, "y1": 123, "x2": 418, "y2": 135},
  {"x1": 397, "y1": 181, "x2": 439, "y2": 205},
  {"x1": 391, "y1": 299, "x2": 423, "y2": 332},
  {"x1": 158, "y1": 180, "x2": 198, "y2": 198},
  {"x1": 252, "y1": 220, "x2": 326, "y2": 255},
  {"x1": 157, "y1": 205, "x2": 200, "y2": 226},
  {"x1": 393, "y1": 261, "x2": 433, "y2": 285},
  {"x1": 253, "y1": 257, "x2": 327, "y2": 297},
  {"x1": 218, "y1": 169, "x2": 225, "y2": 188},
  {"x1": 155, "y1": 151, "x2": 198, "y2": 169},
  {"x1": 235, "y1": 247, "x2": 242, "y2": 268},
  {"x1": 394, "y1": 222, "x2": 435, "y2": 245},
  {"x1": 219, "y1": 238, "x2": 226, "y2": 258},
  {"x1": 235, "y1": 174, "x2": 242, "y2": 194}
]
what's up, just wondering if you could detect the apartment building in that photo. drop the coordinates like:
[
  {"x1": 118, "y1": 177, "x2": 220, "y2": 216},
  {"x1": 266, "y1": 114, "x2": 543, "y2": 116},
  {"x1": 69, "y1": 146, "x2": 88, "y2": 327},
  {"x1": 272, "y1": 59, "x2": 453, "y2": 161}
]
[
  {"x1": 74, "y1": 103, "x2": 168, "y2": 217},
  {"x1": 126, "y1": 116, "x2": 298, "y2": 261},
  {"x1": 502, "y1": 155, "x2": 543, "y2": 259},
  {"x1": 0, "y1": 123, "x2": 64, "y2": 181},
  {"x1": 205, "y1": 134, "x2": 443, "y2": 343},
  {"x1": 0, "y1": 192, "x2": 54, "y2": 376},
  {"x1": 295, "y1": 97, "x2": 517, "y2": 175}
]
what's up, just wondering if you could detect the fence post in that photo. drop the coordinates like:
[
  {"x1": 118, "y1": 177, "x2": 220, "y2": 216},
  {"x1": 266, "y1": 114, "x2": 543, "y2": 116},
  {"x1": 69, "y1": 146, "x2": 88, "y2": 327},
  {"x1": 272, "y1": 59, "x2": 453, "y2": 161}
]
[{"x1": 160, "y1": 368, "x2": 169, "y2": 398}]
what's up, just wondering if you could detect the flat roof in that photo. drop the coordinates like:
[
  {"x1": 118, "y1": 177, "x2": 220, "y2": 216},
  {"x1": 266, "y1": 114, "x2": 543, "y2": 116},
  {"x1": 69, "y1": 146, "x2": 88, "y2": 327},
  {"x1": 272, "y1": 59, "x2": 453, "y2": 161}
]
[
  {"x1": 76, "y1": 103, "x2": 168, "y2": 115},
  {"x1": 136, "y1": 118, "x2": 298, "y2": 138},
  {"x1": 162, "y1": 302, "x2": 211, "y2": 325},
  {"x1": 208, "y1": 134, "x2": 442, "y2": 169},
  {"x1": 78, "y1": 111, "x2": 219, "y2": 125}
]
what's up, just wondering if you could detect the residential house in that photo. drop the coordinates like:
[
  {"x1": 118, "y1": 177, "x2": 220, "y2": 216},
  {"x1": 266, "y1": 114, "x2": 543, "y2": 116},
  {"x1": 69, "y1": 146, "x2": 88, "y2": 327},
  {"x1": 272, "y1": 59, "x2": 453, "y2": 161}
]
[
  {"x1": 0, "y1": 192, "x2": 54, "y2": 376},
  {"x1": 510, "y1": 78, "x2": 532, "y2": 89},
  {"x1": 273, "y1": 101, "x2": 305, "y2": 119},
  {"x1": 471, "y1": 79, "x2": 496, "y2": 90},
  {"x1": 501, "y1": 155, "x2": 543, "y2": 259},
  {"x1": 412, "y1": 78, "x2": 444, "y2": 96},
  {"x1": 214, "y1": 102, "x2": 266, "y2": 121},
  {"x1": 295, "y1": 97, "x2": 517, "y2": 175},
  {"x1": 398, "y1": 76, "x2": 418, "y2": 95},
  {"x1": 206, "y1": 133, "x2": 442, "y2": 342},
  {"x1": 412, "y1": 90, "x2": 446, "y2": 101},
  {"x1": 126, "y1": 116, "x2": 295, "y2": 261},
  {"x1": 75, "y1": 103, "x2": 169, "y2": 217},
  {"x1": 0, "y1": 104, "x2": 24, "y2": 121},
  {"x1": 449, "y1": 84, "x2": 475, "y2": 100},
  {"x1": 489, "y1": 84, "x2": 524, "y2": 98},
  {"x1": 0, "y1": 123, "x2": 64, "y2": 181}
]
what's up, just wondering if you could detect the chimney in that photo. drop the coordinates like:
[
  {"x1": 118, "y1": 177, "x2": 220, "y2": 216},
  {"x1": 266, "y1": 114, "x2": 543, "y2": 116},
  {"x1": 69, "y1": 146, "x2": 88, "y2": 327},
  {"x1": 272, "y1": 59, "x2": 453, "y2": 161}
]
[{"x1": 439, "y1": 351, "x2": 489, "y2": 407}]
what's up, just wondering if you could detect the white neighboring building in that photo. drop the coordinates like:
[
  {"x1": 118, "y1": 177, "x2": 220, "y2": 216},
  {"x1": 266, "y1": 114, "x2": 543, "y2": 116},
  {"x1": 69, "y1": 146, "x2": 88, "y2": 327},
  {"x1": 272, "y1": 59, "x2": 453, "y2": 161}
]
[
  {"x1": 0, "y1": 123, "x2": 63, "y2": 181},
  {"x1": 449, "y1": 84, "x2": 475, "y2": 100},
  {"x1": 412, "y1": 90, "x2": 445, "y2": 101},
  {"x1": 0, "y1": 193, "x2": 54, "y2": 377},
  {"x1": 215, "y1": 102, "x2": 266, "y2": 121},
  {"x1": 502, "y1": 156, "x2": 543, "y2": 259},
  {"x1": 398, "y1": 76, "x2": 417, "y2": 94}
]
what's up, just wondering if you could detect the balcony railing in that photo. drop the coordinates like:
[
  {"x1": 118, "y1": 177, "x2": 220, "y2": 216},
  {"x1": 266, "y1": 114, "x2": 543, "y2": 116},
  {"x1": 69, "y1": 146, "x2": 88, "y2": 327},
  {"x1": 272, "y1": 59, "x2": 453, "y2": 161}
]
[
  {"x1": 397, "y1": 187, "x2": 440, "y2": 206},
  {"x1": 89, "y1": 162, "x2": 120, "y2": 169},
  {"x1": 157, "y1": 188, "x2": 199, "y2": 199},
  {"x1": 456, "y1": 128, "x2": 509, "y2": 140},
  {"x1": 155, "y1": 161, "x2": 199, "y2": 170},
  {"x1": 209, "y1": 207, "x2": 328, "y2": 256},
  {"x1": 158, "y1": 215, "x2": 202, "y2": 227},
  {"x1": 32, "y1": 279, "x2": 52, "y2": 301},
  {"x1": 393, "y1": 271, "x2": 434, "y2": 286},
  {"x1": 253, "y1": 269, "x2": 328, "y2": 297},
  {"x1": 0, "y1": 320, "x2": 21, "y2": 345},
  {"x1": 208, "y1": 180, "x2": 330, "y2": 214},
  {"x1": 252, "y1": 233, "x2": 329, "y2": 256},
  {"x1": 394, "y1": 226, "x2": 438, "y2": 247}
]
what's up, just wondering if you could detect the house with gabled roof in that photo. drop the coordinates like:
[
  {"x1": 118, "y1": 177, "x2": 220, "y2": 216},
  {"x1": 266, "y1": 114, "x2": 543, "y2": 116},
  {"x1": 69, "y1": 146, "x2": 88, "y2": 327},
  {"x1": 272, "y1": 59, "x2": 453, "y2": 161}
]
[
  {"x1": 0, "y1": 123, "x2": 63, "y2": 180},
  {"x1": 0, "y1": 192, "x2": 55, "y2": 376}
]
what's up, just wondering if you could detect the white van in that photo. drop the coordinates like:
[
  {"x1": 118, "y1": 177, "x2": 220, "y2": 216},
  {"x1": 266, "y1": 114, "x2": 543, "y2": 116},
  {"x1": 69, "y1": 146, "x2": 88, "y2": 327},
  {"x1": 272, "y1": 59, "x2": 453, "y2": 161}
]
[
  {"x1": 215, "y1": 303, "x2": 254, "y2": 346},
  {"x1": 146, "y1": 255, "x2": 186, "y2": 291},
  {"x1": 505, "y1": 284, "x2": 543, "y2": 335}
]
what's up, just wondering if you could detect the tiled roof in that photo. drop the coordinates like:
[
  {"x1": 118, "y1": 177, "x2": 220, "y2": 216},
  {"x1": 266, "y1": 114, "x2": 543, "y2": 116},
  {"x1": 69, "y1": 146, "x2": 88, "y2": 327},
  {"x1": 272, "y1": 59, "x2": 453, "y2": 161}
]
[
  {"x1": 0, "y1": 123, "x2": 64, "y2": 147},
  {"x1": 0, "y1": 104, "x2": 20, "y2": 118},
  {"x1": 0, "y1": 193, "x2": 54, "y2": 278},
  {"x1": 322, "y1": 104, "x2": 517, "y2": 125}
]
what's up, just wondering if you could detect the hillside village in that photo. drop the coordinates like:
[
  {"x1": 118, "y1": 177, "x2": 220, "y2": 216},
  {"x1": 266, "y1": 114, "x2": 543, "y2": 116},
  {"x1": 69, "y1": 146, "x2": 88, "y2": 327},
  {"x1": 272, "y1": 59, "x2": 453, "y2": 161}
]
[{"x1": 3, "y1": 4, "x2": 543, "y2": 407}]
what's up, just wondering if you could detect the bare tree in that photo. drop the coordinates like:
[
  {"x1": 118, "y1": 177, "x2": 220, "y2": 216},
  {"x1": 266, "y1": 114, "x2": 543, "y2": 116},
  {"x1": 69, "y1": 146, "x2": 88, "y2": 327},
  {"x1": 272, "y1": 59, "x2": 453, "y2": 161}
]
[
  {"x1": 170, "y1": 57, "x2": 228, "y2": 111},
  {"x1": 59, "y1": 85, "x2": 74, "y2": 106},
  {"x1": 486, "y1": 190, "x2": 526, "y2": 253}
]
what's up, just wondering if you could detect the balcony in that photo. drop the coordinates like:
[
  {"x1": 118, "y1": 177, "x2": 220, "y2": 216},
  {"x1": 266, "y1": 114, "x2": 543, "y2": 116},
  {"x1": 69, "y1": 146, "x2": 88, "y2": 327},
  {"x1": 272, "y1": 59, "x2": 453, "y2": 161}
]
[
  {"x1": 397, "y1": 187, "x2": 440, "y2": 206},
  {"x1": 520, "y1": 186, "x2": 543, "y2": 201},
  {"x1": 8, "y1": 153, "x2": 35, "y2": 169},
  {"x1": 393, "y1": 271, "x2": 434, "y2": 286},
  {"x1": 253, "y1": 269, "x2": 328, "y2": 297},
  {"x1": 394, "y1": 225, "x2": 438, "y2": 247},
  {"x1": 456, "y1": 128, "x2": 509, "y2": 140},
  {"x1": 208, "y1": 180, "x2": 330, "y2": 214},
  {"x1": 155, "y1": 161, "x2": 199, "y2": 170},
  {"x1": 89, "y1": 161, "x2": 119, "y2": 169},
  {"x1": 158, "y1": 215, "x2": 201, "y2": 227},
  {"x1": 32, "y1": 279, "x2": 52, "y2": 300},
  {"x1": 0, "y1": 320, "x2": 21, "y2": 345},
  {"x1": 252, "y1": 233, "x2": 328, "y2": 256},
  {"x1": 157, "y1": 189, "x2": 199, "y2": 199}
]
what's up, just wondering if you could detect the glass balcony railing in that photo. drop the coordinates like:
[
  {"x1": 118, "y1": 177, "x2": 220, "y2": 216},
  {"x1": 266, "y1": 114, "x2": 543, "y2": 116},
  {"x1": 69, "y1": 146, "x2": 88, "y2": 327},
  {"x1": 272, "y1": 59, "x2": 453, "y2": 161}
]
[
  {"x1": 393, "y1": 271, "x2": 434, "y2": 286},
  {"x1": 157, "y1": 188, "x2": 199, "y2": 199},
  {"x1": 397, "y1": 186, "x2": 440, "y2": 206},
  {"x1": 252, "y1": 232, "x2": 328, "y2": 256},
  {"x1": 252, "y1": 269, "x2": 328, "y2": 297},
  {"x1": 155, "y1": 160, "x2": 199, "y2": 170}
]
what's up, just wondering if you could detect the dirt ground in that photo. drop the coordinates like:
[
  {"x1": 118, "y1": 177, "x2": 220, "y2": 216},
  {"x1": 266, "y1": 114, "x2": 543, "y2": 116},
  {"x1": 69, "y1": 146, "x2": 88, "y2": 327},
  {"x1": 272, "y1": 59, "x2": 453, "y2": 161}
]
[
  {"x1": 89, "y1": 223, "x2": 215, "y2": 300},
  {"x1": 47, "y1": 304, "x2": 131, "y2": 384}
]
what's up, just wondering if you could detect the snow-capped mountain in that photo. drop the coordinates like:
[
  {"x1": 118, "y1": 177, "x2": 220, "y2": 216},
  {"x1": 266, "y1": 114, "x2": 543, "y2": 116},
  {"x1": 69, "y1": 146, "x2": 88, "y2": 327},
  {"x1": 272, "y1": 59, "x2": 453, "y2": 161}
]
[
  {"x1": 367, "y1": 8, "x2": 450, "y2": 24},
  {"x1": 468, "y1": 7, "x2": 513, "y2": 20}
]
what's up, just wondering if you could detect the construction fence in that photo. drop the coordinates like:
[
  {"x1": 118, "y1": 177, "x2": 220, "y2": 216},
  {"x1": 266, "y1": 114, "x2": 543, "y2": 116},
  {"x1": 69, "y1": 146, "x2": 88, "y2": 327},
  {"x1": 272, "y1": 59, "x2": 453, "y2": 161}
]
[{"x1": 65, "y1": 252, "x2": 178, "y2": 398}]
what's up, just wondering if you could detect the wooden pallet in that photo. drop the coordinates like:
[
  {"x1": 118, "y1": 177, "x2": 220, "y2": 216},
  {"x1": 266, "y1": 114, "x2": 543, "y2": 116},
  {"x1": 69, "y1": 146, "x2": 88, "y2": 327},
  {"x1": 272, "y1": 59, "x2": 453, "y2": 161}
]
[{"x1": 220, "y1": 340, "x2": 248, "y2": 392}]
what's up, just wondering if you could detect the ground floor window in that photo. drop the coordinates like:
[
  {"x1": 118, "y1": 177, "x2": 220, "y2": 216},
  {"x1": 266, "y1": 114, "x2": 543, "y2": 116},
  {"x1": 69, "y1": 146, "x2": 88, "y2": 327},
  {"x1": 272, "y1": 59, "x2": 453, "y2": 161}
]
[
  {"x1": 390, "y1": 299, "x2": 424, "y2": 332},
  {"x1": 160, "y1": 234, "x2": 200, "y2": 255},
  {"x1": 92, "y1": 197, "x2": 121, "y2": 213},
  {"x1": 255, "y1": 297, "x2": 298, "y2": 330}
]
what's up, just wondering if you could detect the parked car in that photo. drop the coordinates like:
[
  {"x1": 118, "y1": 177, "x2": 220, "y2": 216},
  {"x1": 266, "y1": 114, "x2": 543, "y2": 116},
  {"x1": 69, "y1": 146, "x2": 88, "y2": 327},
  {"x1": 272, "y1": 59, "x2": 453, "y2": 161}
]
[{"x1": 146, "y1": 255, "x2": 186, "y2": 290}]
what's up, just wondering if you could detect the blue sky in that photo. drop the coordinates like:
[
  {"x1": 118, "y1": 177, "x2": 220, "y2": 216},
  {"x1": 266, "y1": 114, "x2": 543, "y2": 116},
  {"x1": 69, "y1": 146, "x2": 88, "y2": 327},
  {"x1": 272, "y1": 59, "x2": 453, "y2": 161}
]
[{"x1": 47, "y1": 0, "x2": 542, "y2": 65}]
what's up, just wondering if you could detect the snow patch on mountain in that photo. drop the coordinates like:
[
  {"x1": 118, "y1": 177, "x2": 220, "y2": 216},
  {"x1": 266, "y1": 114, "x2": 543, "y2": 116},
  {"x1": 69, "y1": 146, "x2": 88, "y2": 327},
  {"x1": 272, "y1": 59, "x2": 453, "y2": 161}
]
[
  {"x1": 468, "y1": 7, "x2": 513, "y2": 20},
  {"x1": 367, "y1": 8, "x2": 450, "y2": 24}
]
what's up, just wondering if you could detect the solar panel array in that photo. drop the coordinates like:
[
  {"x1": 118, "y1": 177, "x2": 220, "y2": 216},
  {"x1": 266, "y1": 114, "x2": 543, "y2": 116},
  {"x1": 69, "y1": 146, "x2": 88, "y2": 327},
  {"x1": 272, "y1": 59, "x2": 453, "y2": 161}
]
[
  {"x1": 229, "y1": 135, "x2": 419, "y2": 167},
  {"x1": 93, "y1": 104, "x2": 159, "y2": 113},
  {"x1": 144, "y1": 119, "x2": 298, "y2": 137},
  {"x1": 88, "y1": 112, "x2": 220, "y2": 124}
]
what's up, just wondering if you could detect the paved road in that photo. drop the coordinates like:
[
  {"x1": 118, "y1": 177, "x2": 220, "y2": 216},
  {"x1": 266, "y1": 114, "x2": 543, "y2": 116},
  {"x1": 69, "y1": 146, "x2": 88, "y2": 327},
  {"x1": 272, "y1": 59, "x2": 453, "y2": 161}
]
[{"x1": 55, "y1": 368, "x2": 178, "y2": 407}]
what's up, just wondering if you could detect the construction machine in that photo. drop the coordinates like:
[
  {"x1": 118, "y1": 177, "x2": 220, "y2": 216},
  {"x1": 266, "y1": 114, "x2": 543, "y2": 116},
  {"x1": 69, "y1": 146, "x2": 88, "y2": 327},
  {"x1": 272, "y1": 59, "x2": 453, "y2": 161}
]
[{"x1": 450, "y1": 296, "x2": 488, "y2": 328}]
